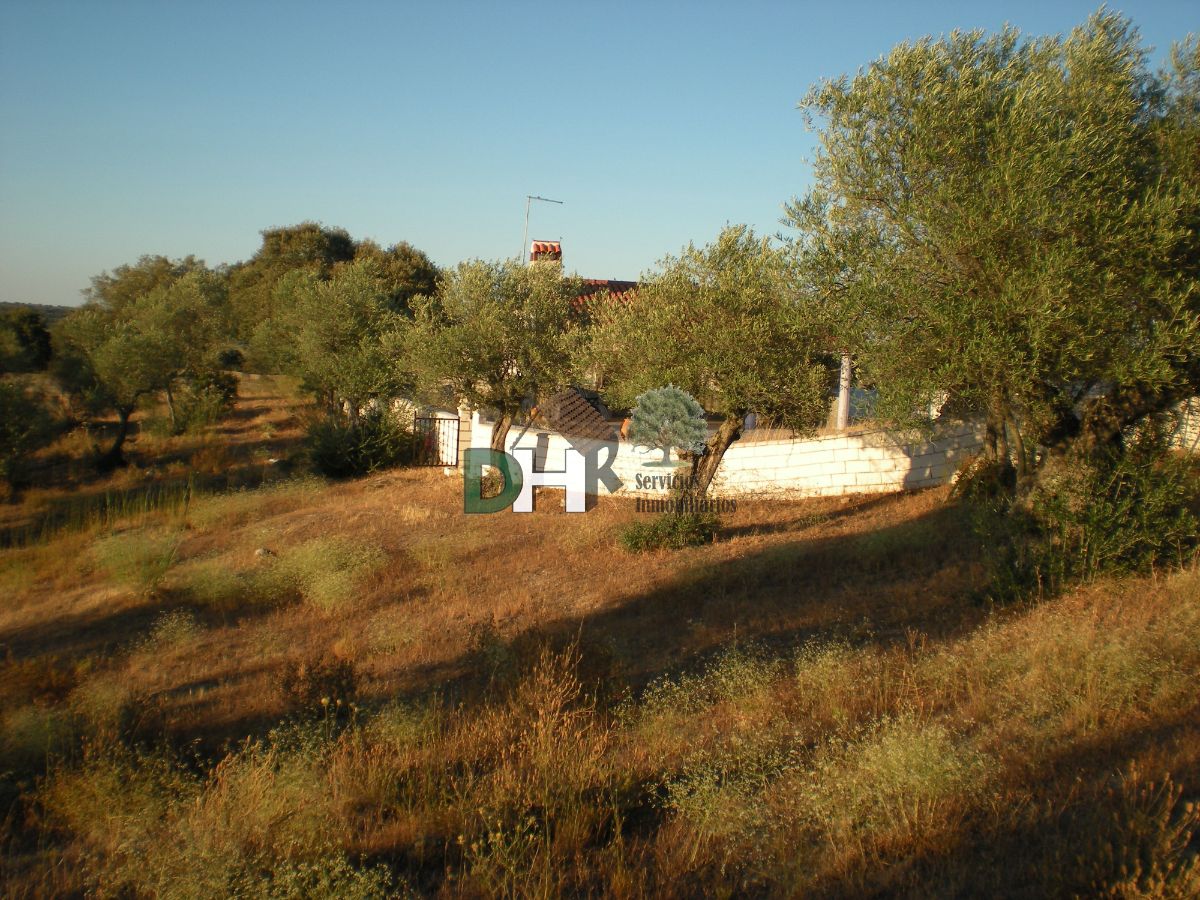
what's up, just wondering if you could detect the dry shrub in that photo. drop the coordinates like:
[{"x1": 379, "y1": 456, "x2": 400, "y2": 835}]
[
  {"x1": 66, "y1": 673, "x2": 138, "y2": 740},
  {"x1": 276, "y1": 656, "x2": 358, "y2": 713},
  {"x1": 319, "y1": 646, "x2": 625, "y2": 897},
  {"x1": 188, "y1": 441, "x2": 235, "y2": 477},
  {"x1": 184, "y1": 477, "x2": 323, "y2": 530},
  {"x1": 1083, "y1": 768, "x2": 1200, "y2": 898}
]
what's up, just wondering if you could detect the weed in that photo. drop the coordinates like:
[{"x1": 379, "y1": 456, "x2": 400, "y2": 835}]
[
  {"x1": 268, "y1": 537, "x2": 387, "y2": 611},
  {"x1": 276, "y1": 656, "x2": 358, "y2": 713},
  {"x1": 138, "y1": 608, "x2": 202, "y2": 651},
  {"x1": 620, "y1": 509, "x2": 720, "y2": 552},
  {"x1": 91, "y1": 526, "x2": 181, "y2": 594}
]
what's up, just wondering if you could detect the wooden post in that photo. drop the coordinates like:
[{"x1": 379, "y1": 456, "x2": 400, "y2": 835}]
[{"x1": 835, "y1": 353, "x2": 852, "y2": 431}]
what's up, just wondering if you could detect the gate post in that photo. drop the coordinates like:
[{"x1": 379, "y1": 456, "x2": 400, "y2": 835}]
[{"x1": 457, "y1": 404, "x2": 472, "y2": 467}]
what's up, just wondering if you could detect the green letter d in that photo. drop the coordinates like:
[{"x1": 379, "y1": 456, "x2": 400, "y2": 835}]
[{"x1": 463, "y1": 449, "x2": 524, "y2": 514}]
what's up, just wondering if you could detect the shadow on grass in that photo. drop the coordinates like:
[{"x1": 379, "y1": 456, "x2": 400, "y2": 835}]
[
  {"x1": 0, "y1": 580, "x2": 288, "y2": 663},
  {"x1": 834, "y1": 704, "x2": 1200, "y2": 898},
  {"x1": 379, "y1": 499, "x2": 989, "y2": 709},
  {"x1": 0, "y1": 463, "x2": 304, "y2": 548},
  {"x1": 2, "y1": 498, "x2": 989, "y2": 758},
  {"x1": 717, "y1": 492, "x2": 900, "y2": 540}
]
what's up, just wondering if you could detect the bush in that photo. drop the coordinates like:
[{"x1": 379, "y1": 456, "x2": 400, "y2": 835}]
[
  {"x1": 175, "y1": 370, "x2": 238, "y2": 433},
  {"x1": 265, "y1": 536, "x2": 387, "y2": 612},
  {"x1": 978, "y1": 428, "x2": 1200, "y2": 600},
  {"x1": 305, "y1": 408, "x2": 413, "y2": 478},
  {"x1": 0, "y1": 308, "x2": 52, "y2": 372},
  {"x1": 0, "y1": 380, "x2": 56, "y2": 490},
  {"x1": 620, "y1": 509, "x2": 720, "y2": 552}
]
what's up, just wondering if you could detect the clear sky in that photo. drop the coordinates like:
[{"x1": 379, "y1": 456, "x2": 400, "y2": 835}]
[{"x1": 0, "y1": 1, "x2": 1194, "y2": 306}]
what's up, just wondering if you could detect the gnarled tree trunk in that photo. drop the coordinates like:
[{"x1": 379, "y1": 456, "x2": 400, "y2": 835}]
[
  {"x1": 96, "y1": 406, "x2": 134, "y2": 472},
  {"x1": 490, "y1": 412, "x2": 514, "y2": 454},
  {"x1": 687, "y1": 413, "x2": 744, "y2": 499}
]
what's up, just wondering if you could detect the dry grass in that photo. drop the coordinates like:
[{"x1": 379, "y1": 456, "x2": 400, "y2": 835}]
[{"x1": 1, "y1": 377, "x2": 1198, "y2": 897}]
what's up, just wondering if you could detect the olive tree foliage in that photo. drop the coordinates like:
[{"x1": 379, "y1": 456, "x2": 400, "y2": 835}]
[
  {"x1": 263, "y1": 258, "x2": 409, "y2": 418},
  {"x1": 231, "y1": 223, "x2": 438, "y2": 352},
  {"x1": 228, "y1": 223, "x2": 356, "y2": 344},
  {"x1": 55, "y1": 268, "x2": 229, "y2": 468},
  {"x1": 588, "y1": 225, "x2": 836, "y2": 497},
  {"x1": 788, "y1": 13, "x2": 1200, "y2": 493},
  {"x1": 350, "y1": 239, "x2": 440, "y2": 314},
  {"x1": 0, "y1": 307, "x2": 52, "y2": 373},
  {"x1": 83, "y1": 254, "x2": 205, "y2": 313},
  {"x1": 408, "y1": 260, "x2": 580, "y2": 452},
  {"x1": 0, "y1": 381, "x2": 56, "y2": 492}
]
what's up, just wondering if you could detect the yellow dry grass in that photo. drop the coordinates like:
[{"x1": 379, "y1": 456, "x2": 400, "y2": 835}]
[{"x1": 1, "y1": 375, "x2": 1197, "y2": 897}]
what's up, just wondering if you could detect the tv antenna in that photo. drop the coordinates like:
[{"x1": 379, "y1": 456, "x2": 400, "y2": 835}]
[{"x1": 521, "y1": 194, "x2": 563, "y2": 263}]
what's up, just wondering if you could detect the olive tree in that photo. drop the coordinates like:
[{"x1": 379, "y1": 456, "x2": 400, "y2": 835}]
[
  {"x1": 55, "y1": 269, "x2": 229, "y2": 468},
  {"x1": 788, "y1": 13, "x2": 1200, "y2": 493},
  {"x1": 228, "y1": 223, "x2": 355, "y2": 343},
  {"x1": 588, "y1": 225, "x2": 836, "y2": 497},
  {"x1": 265, "y1": 258, "x2": 409, "y2": 418},
  {"x1": 408, "y1": 259, "x2": 580, "y2": 452}
]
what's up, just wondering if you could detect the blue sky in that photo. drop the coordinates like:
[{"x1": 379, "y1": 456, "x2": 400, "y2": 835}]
[{"x1": 0, "y1": 1, "x2": 1194, "y2": 306}]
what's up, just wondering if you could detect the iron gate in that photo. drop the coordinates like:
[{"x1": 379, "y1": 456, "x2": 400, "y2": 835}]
[{"x1": 413, "y1": 416, "x2": 459, "y2": 466}]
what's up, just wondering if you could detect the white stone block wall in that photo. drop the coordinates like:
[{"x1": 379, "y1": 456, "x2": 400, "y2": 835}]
[
  {"x1": 461, "y1": 395, "x2": 1200, "y2": 499},
  {"x1": 472, "y1": 418, "x2": 986, "y2": 499},
  {"x1": 1174, "y1": 398, "x2": 1200, "y2": 452}
]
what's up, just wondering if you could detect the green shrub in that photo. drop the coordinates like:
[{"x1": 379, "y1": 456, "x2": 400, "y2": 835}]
[
  {"x1": 978, "y1": 429, "x2": 1200, "y2": 600},
  {"x1": 174, "y1": 537, "x2": 384, "y2": 613},
  {"x1": 1, "y1": 704, "x2": 77, "y2": 772},
  {"x1": 138, "y1": 609, "x2": 202, "y2": 651},
  {"x1": 620, "y1": 509, "x2": 720, "y2": 552},
  {"x1": 175, "y1": 370, "x2": 238, "y2": 433},
  {"x1": 176, "y1": 559, "x2": 257, "y2": 610},
  {"x1": 305, "y1": 409, "x2": 413, "y2": 478},
  {"x1": 798, "y1": 715, "x2": 992, "y2": 839},
  {"x1": 267, "y1": 537, "x2": 387, "y2": 611},
  {"x1": 0, "y1": 379, "x2": 56, "y2": 489}
]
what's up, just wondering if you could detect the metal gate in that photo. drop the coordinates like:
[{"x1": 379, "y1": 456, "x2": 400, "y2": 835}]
[{"x1": 413, "y1": 416, "x2": 459, "y2": 466}]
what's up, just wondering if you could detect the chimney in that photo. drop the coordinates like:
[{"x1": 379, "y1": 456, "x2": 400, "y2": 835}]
[{"x1": 529, "y1": 240, "x2": 562, "y2": 264}]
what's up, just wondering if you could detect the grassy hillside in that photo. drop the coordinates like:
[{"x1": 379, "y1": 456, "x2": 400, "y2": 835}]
[{"x1": 1, "y1": 378, "x2": 1197, "y2": 897}]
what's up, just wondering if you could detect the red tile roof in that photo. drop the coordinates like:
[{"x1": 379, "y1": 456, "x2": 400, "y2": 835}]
[{"x1": 571, "y1": 278, "x2": 637, "y2": 315}]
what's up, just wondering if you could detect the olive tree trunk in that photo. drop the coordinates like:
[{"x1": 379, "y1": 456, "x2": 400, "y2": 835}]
[
  {"x1": 96, "y1": 406, "x2": 134, "y2": 471},
  {"x1": 686, "y1": 413, "x2": 743, "y2": 499},
  {"x1": 490, "y1": 412, "x2": 514, "y2": 454}
]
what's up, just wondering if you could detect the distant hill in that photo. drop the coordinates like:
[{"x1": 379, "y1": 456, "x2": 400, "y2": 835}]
[{"x1": 0, "y1": 301, "x2": 77, "y2": 324}]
